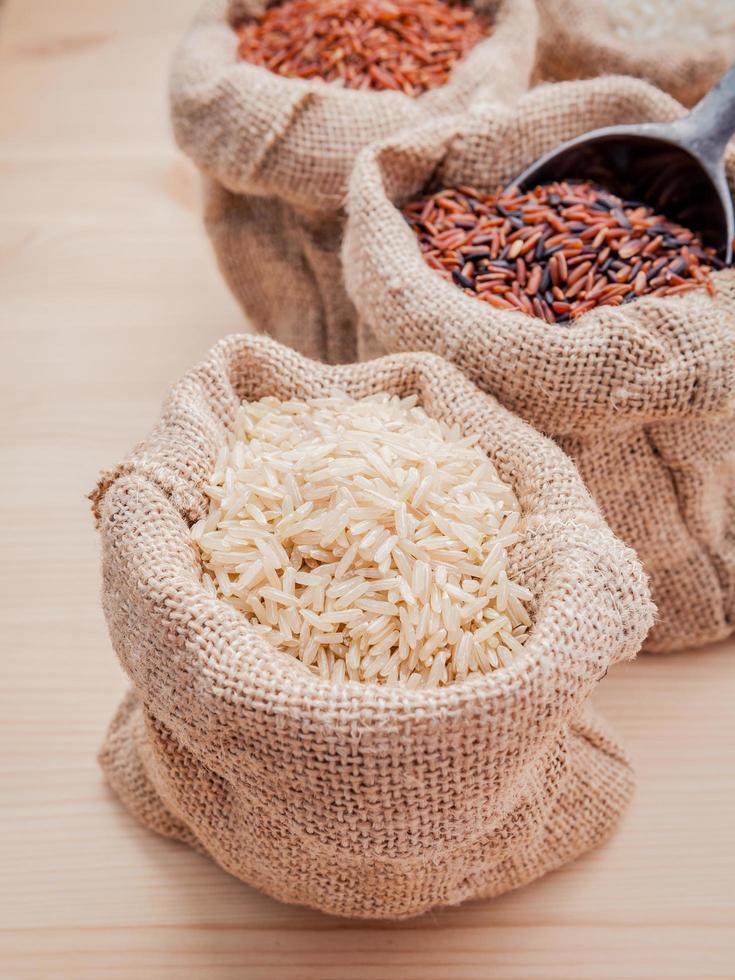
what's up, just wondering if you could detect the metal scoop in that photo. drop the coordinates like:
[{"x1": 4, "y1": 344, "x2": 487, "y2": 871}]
[{"x1": 511, "y1": 64, "x2": 735, "y2": 262}]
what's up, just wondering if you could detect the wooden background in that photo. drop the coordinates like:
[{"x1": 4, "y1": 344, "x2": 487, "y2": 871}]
[{"x1": 1, "y1": 1, "x2": 733, "y2": 977}]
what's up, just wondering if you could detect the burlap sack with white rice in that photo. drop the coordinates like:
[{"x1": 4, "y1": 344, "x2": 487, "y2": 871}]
[
  {"x1": 534, "y1": 0, "x2": 735, "y2": 107},
  {"x1": 344, "y1": 75, "x2": 735, "y2": 653},
  {"x1": 170, "y1": 0, "x2": 539, "y2": 364},
  {"x1": 91, "y1": 334, "x2": 652, "y2": 919}
]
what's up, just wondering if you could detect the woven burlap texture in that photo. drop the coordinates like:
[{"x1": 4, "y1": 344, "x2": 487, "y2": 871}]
[
  {"x1": 92, "y1": 334, "x2": 653, "y2": 919},
  {"x1": 343, "y1": 75, "x2": 735, "y2": 653},
  {"x1": 170, "y1": 0, "x2": 539, "y2": 364},
  {"x1": 535, "y1": 0, "x2": 735, "y2": 108}
]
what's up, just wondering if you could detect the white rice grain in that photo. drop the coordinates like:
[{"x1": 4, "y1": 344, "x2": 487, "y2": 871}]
[
  {"x1": 606, "y1": 0, "x2": 735, "y2": 43},
  {"x1": 192, "y1": 392, "x2": 531, "y2": 687}
]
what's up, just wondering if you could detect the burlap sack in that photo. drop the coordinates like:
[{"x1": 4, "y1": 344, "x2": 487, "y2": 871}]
[
  {"x1": 535, "y1": 0, "x2": 735, "y2": 107},
  {"x1": 170, "y1": 0, "x2": 539, "y2": 364},
  {"x1": 344, "y1": 75, "x2": 735, "y2": 653},
  {"x1": 92, "y1": 334, "x2": 653, "y2": 919}
]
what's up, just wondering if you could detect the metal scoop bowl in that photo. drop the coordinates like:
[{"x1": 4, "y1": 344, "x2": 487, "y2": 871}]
[{"x1": 511, "y1": 64, "x2": 735, "y2": 263}]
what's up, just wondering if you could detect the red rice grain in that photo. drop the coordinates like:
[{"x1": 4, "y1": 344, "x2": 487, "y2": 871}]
[
  {"x1": 403, "y1": 180, "x2": 723, "y2": 324},
  {"x1": 234, "y1": 0, "x2": 490, "y2": 96}
]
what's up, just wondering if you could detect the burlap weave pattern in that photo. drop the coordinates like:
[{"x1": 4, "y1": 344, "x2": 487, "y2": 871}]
[
  {"x1": 343, "y1": 76, "x2": 735, "y2": 652},
  {"x1": 170, "y1": 0, "x2": 539, "y2": 363},
  {"x1": 535, "y1": 0, "x2": 735, "y2": 108},
  {"x1": 92, "y1": 335, "x2": 653, "y2": 919}
]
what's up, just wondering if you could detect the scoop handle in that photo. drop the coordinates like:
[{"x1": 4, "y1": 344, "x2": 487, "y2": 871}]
[{"x1": 672, "y1": 62, "x2": 735, "y2": 167}]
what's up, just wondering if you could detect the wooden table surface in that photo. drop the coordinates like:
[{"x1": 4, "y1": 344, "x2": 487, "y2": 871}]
[{"x1": 1, "y1": 1, "x2": 734, "y2": 977}]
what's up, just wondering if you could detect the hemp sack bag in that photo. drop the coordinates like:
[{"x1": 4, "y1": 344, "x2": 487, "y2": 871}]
[
  {"x1": 343, "y1": 75, "x2": 735, "y2": 653},
  {"x1": 170, "y1": 0, "x2": 539, "y2": 365},
  {"x1": 535, "y1": 0, "x2": 735, "y2": 107},
  {"x1": 92, "y1": 335, "x2": 653, "y2": 919}
]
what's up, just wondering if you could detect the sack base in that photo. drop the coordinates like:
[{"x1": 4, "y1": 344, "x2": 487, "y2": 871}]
[{"x1": 100, "y1": 689, "x2": 634, "y2": 920}]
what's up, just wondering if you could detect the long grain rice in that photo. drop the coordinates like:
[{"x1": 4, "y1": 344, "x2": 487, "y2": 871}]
[
  {"x1": 192, "y1": 393, "x2": 531, "y2": 687},
  {"x1": 234, "y1": 0, "x2": 490, "y2": 96},
  {"x1": 605, "y1": 0, "x2": 735, "y2": 44}
]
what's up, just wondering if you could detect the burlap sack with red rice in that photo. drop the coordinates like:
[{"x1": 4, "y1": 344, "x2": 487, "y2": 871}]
[
  {"x1": 534, "y1": 0, "x2": 735, "y2": 107},
  {"x1": 344, "y1": 75, "x2": 735, "y2": 653},
  {"x1": 170, "y1": 0, "x2": 539, "y2": 364},
  {"x1": 91, "y1": 334, "x2": 652, "y2": 919}
]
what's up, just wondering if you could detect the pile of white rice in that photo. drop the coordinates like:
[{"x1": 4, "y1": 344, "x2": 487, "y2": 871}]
[
  {"x1": 192, "y1": 393, "x2": 532, "y2": 688},
  {"x1": 606, "y1": 0, "x2": 735, "y2": 44}
]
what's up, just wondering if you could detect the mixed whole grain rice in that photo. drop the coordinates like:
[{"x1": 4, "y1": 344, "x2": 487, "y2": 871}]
[
  {"x1": 234, "y1": 0, "x2": 490, "y2": 95},
  {"x1": 403, "y1": 179, "x2": 721, "y2": 324},
  {"x1": 192, "y1": 393, "x2": 531, "y2": 687}
]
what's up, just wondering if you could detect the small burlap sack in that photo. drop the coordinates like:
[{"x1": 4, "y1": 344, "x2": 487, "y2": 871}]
[
  {"x1": 92, "y1": 335, "x2": 653, "y2": 919},
  {"x1": 535, "y1": 0, "x2": 735, "y2": 107},
  {"x1": 170, "y1": 0, "x2": 539, "y2": 364},
  {"x1": 343, "y1": 75, "x2": 735, "y2": 653}
]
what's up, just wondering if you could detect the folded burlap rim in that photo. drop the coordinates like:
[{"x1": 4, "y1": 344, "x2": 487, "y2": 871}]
[
  {"x1": 344, "y1": 75, "x2": 735, "y2": 436},
  {"x1": 170, "y1": 0, "x2": 538, "y2": 210},
  {"x1": 92, "y1": 335, "x2": 653, "y2": 728}
]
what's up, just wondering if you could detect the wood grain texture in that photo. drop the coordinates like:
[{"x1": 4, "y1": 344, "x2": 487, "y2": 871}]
[{"x1": 0, "y1": 1, "x2": 733, "y2": 977}]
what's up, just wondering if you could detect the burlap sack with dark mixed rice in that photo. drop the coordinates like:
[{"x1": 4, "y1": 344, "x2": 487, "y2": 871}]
[
  {"x1": 92, "y1": 334, "x2": 652, "y2": 919},
  {"x1": 344, "y1": 75, "x2": 735, "y2": 653},
  {"x1": 169, "y1": 0, "x2": 539, "y2": 364},
  {"x1": 535, "y1": 0, "x2": 735, "y2": 107}
]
